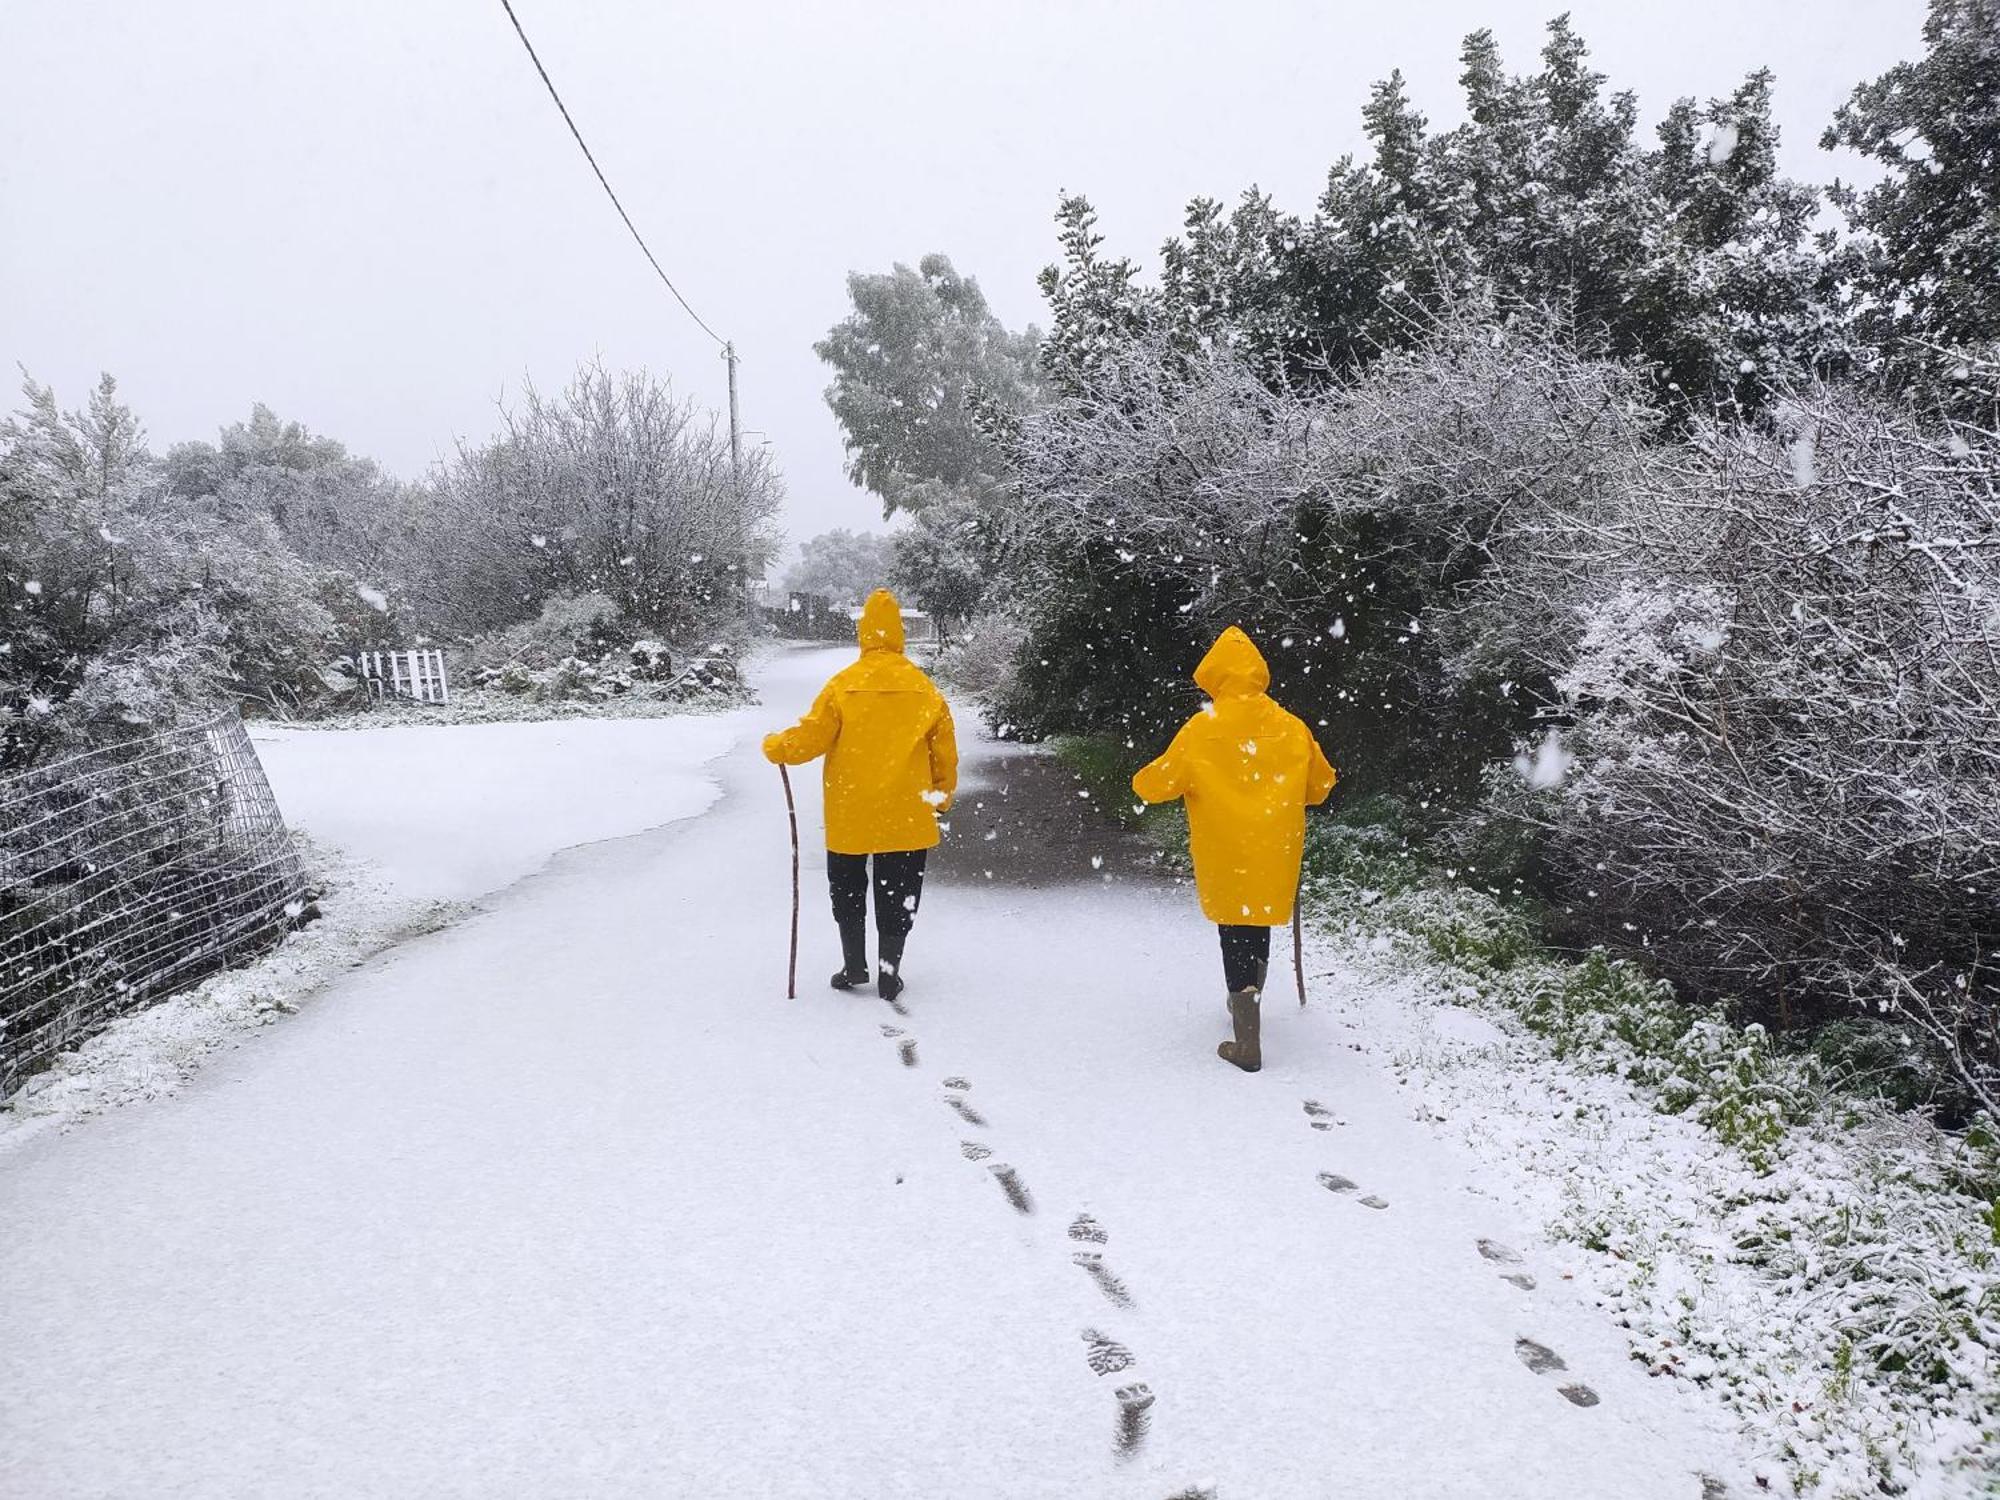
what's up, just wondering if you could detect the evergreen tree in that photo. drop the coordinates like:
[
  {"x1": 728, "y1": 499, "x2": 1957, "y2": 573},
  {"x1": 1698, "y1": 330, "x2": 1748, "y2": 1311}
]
[
  {"x1": 815, "y1": 255, "x2": 1042, "y2": 517},
  {"x1": 1825, "y1": 0, "x2": 2000, "y2": 417}
]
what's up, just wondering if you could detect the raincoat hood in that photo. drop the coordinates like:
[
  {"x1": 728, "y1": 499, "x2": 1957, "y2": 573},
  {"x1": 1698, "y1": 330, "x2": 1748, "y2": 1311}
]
[
  {"x1": 858, "y1": 589, "x2": 906, "y2": 654},
  {"x1": 1193, "y1": 626, "x2": 1270, "y2": 700}
]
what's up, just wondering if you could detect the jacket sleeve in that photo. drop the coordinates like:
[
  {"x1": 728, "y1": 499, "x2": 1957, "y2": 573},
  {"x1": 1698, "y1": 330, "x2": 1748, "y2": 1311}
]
[
  {"x1": 926, "y1": 697, "x2": 959, "y2": 812},
  {"x1": 1305, "y1": 732, "x2": 1338, "y2": 806},
  {"x1": 763, "y1": 684, "x2": 841, "y2": 765},
  {"x1": 1132, "y1": 722, "x2": 1193, "y2": 805}
]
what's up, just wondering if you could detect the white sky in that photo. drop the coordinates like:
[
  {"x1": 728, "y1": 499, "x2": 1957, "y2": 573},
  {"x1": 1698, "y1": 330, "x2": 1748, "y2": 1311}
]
[{"x1": 1, "y1": 1, "x2": 1925, "y2": 557}]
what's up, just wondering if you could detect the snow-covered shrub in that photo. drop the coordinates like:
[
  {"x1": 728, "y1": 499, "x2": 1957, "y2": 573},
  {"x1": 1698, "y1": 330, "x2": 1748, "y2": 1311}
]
[
  {"x1": 2, "y1": 377, "x2": 345, "y2": 760},
  {"x1": 1314, "y1": 865, "x2": 2000, "y2": 1490},
  {"x1": 408, "y1": 363, "x2": 781, "y2": 643},
  {"x1": 998, "y1": 335, "x2": 1324, "y2": 747},
  {"x1": 464, "y1": 593, "x2": 626, "y2": 677},
  {"x1": 932, "y1": 609, "x2": 1025, "y2": 702},
  {"x1": 1536, "y1": 385, "x2": 2000, "y2": 1118}
]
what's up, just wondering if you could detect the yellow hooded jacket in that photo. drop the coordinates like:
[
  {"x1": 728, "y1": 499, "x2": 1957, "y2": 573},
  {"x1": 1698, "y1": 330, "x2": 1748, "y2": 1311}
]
[
  {"x1": 1132, "y1": 626, "x2": 1337, "y2": 926},
  {"x1": 763, "y1": 589, "x2": 958, "y2": 855}
]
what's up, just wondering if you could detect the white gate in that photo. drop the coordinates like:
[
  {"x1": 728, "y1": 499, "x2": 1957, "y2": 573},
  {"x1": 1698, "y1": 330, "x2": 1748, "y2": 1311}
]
[{"x1": 356, "y1": 649, "x2": 451, "y2": 704}]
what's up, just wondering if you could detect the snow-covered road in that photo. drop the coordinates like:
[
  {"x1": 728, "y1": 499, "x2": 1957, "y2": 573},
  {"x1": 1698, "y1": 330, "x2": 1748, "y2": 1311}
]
[{"x1": 1, "y1": 646, "x2": 1746, "y2": 1497}]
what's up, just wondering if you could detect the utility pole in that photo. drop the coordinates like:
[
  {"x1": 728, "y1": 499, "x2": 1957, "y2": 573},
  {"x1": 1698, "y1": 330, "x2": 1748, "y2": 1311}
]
[
  {"x1": 724, "y1": 342, "x2": 742, "y2": 487},
  {"x1": 723, "y1": 341, "x2": 757, "y2": 617}
]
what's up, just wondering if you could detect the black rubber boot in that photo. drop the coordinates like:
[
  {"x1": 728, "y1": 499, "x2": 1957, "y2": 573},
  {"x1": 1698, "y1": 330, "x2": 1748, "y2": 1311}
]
[
  {"x1": 877, "y1": 963, "x2": 905, "y2": 1004},
  {"x1": 1217, "y1": 987, "x2": 1263, "y2": 1072},
  {"x1": 830, "y1": 919, "x2": 869, "y2": 991}
]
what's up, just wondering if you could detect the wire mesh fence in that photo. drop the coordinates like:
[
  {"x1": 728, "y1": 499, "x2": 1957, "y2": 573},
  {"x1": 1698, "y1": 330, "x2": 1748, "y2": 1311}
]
[{"x1": 0, "y1": 711, "x2": 309, "y2": 1097}]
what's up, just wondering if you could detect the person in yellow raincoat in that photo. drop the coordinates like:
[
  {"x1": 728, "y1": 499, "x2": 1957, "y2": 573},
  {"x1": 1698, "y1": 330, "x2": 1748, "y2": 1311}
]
[
  {"x1": 763, "y1": 589, "x2": 957, "y2": 1002},
  {"x1": 1133, "y1": 626, "x2": 1336, "y2": 1071}
]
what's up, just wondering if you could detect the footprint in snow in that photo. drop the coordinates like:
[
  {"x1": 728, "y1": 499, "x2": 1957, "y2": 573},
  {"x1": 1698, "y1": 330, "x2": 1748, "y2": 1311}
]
[
  {"x1": 943, "y1": 1076, "x2": 971, "y2": 1091},
  {"x1": 878, "y1": 1024, "x2": 919, "y2": 1067},
  {"x1": 1073, "y1": 1251, "x2": 1135, "y2": 1309},
  {"x1": 1317, "y1": 1171, "x2": 1388, "y2": 1208},
  {"x1": 960, "y1": 1140, "x2": 993, "y2": 1161},
  {"x1": 1081, "y1": 1328, "x2": 1135, "y2": 1377},
  {"x1": 943, "y1": 1094, "x2": 988, "y2": 1128},
  {"x1": 1113, "y1": 1383, "x2": 1156, "y2": 1459},
  {"x1": 1302, "y1": 1098, "x2": 1338, "y2": 1131},
  {"x1": 1163, "y1": 1489, "x2": 1218, "y2": 1500},
  {"x1": 989, "y1": 1163, "x2": 1034, "y2": 1214},
  {"x1": 1068, "y1": 1213, "x2": 1109, "y2": 1244},
  {"x1": 1515, "y1": 1337, "x2": 1598, "y2": 1407},
  {"x1": 1514, "y1": 1336, "x2": 1565, "y2": 1375},
  {"x1": 1480, "y1": 1240, "x2": 1537, "y2": 1290}
]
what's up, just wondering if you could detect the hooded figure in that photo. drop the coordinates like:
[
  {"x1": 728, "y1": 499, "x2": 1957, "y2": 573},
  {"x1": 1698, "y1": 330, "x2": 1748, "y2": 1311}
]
[
  {"x1": 1133, "y1": 626, "x2": 1336, "y2": 1070},
  {"x1": 764, "y1": 589, "x2": 957, "y2": 1001}
]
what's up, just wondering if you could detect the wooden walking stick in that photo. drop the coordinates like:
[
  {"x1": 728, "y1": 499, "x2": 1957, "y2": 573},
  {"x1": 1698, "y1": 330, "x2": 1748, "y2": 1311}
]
[
  {"x1": 780, "y1": 764, "x2": 800, "y2": 1000},
  {"x1": 1294, "y1": 883, "x2": 1308, "y2": 1008}
]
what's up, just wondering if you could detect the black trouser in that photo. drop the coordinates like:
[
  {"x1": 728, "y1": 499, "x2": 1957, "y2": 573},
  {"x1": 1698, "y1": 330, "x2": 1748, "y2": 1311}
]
[
  {"x1": 827, "y1": 850, "x2": 929, "y2": 973},
  {"x1": 1218, "y1": 924, "x2": 1271, "y2": 993}
]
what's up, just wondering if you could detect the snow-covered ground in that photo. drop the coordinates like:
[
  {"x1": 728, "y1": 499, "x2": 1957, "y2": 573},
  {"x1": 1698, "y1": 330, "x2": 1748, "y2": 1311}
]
[
  {"x1": 1, "y1": 707, "x2": 752, "y2": 1147},
  {"x1": 252, "y1": 713, "x2": 746, "y2": 901},
  {"x1": 2, "y1": 647, "x2": 1759, "y2": 1497}
]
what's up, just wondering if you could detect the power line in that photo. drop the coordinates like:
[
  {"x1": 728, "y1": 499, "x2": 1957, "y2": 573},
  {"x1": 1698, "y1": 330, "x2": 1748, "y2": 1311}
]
[{"x1": 497, "y1": 0, "x2": 726, "y2": 348}]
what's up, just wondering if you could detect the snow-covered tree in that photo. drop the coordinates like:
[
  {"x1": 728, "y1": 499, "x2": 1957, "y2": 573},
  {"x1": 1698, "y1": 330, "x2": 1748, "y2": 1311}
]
[
  {"x1": 783, "y1": 528, "x2": 896, "y2": 608},
  {"x1": 1825, "y1": 0, "x2": 2000, "y2": 417},
  {"x1": 0, "y1": 377, "x2": 339, "y2": 758},
  {"x1": 815, "y1": 254, "x2": 1043, "y2": 517},
  {"x1": 412, "y1": 362, "x2": 781, "y2": 642}
]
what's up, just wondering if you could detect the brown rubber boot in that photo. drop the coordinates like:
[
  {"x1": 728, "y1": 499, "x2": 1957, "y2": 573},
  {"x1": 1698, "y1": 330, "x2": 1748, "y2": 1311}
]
[{"x1": 1217, "y1": 986, "x2": 1263, "y2": 1072}]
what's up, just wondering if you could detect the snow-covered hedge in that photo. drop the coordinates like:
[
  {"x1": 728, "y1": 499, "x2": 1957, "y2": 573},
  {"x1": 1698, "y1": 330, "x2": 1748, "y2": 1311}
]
[{"x1": 1322, "y1": 857, "x2": 2000, "y2": 1497}]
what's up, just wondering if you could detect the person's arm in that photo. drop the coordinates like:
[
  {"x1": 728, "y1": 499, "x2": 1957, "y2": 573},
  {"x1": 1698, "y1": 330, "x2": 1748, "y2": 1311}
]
[
  {"x1": 763, "y1": 684, "x2": 841, "y2": 765},
  {"x1": 1305, "y1": 733, "x2": 1338, "y2": 806},
  {"x1": 925, "y1": 698, "x2": 959, "y2": 811},
  {"x1": 1132, "y1": 722, "x2": 1193, "y2": 805}
]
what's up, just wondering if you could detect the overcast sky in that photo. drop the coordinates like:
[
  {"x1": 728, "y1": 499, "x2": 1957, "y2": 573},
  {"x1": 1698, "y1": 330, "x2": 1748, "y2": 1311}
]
[{"x1": 2, "y1": 0, "x2": 1926, "y2": 559}]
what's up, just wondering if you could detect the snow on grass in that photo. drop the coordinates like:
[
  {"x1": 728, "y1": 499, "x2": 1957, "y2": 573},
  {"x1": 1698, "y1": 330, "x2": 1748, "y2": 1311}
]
[{"x1": 1311, "y1": 879, "x2": 2000, "y2": 1499}]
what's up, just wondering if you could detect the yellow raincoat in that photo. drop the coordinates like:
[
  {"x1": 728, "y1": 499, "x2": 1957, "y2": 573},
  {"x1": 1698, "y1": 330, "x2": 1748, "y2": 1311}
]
[
  {"x1": 1133, "y1": 626, "x2": 1336, "y2": 925},
  {"x1": 763, "y1": 589, "x2": 958, "y2": 855}
]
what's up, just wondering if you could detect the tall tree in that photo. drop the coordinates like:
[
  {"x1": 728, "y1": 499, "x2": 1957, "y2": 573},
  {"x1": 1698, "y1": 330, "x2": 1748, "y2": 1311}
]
[
  {"x1": 1042, "y1": 17, "x2": 1839, "y2": 414},
  {"x1": 816, "y1": 254, "x2": 1043, "y2": 517},
  {"x1": 1825, "y1": 0, "x2": 2000, "y2": 416}
]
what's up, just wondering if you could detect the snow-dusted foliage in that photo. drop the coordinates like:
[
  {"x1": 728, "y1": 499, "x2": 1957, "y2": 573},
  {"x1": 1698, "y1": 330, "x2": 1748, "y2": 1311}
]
[
  {"x1": 0, "y1": 378, "x2": 344, "y2": 758},
  {"x1": 1325, "y1": 893, "x2": 2000, "y2": 1497},
  {"x1": 997, "y1": 334, "x2": 1330, "y2": 744},
  {"x1": 1540, "y1": 383, "x2": 2000, "y2": 1114},
  {"x1": 412, "y1": 362, "x2": 781, "y2": 643},
  {"x1": 1825, "y1": 0, "x2": 2000, "y2": 417}
]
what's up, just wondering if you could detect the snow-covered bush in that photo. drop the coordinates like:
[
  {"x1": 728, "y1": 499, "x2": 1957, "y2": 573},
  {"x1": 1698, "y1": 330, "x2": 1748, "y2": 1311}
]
[
  {"x1": 464, "y1": 593, "x2": 626, "y2": 677},
  {"x1": 1537, "y1": 384, "x2": 2000, "y2": 1118},
  {"x1": 1313, "y1": 859, "x2": 2000, "y2": 1493},
  {"x1": 931, "y1": 609, "x2": 1025, "y2": 702},
  {"x1": 406, "y1": 363, "x2": 780, "y2": 643},
  {"x1": 1, "y1": 377, "x2": 345, "y2": 761}
]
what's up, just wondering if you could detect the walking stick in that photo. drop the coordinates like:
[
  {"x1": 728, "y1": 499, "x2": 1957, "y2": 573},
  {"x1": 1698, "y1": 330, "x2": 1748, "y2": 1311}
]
[
  {"x1": 1294, "y1": 884, "x2": 1308, "y2": 1008},
  {"x1": 780, "y1": 765, "x2": 799, "y2": 1000}
]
